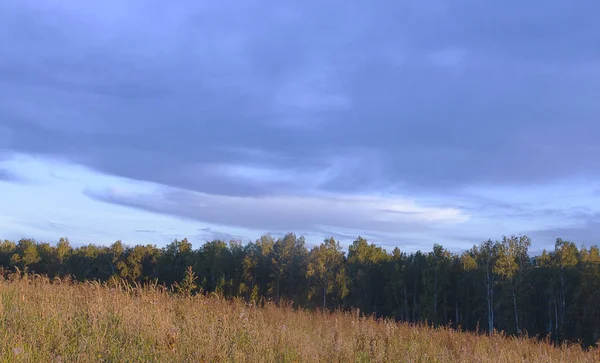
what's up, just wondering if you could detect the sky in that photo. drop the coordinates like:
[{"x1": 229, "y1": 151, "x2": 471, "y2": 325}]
[{"x1": 1, "y1": 0, "x2": 600, "y2": 253}]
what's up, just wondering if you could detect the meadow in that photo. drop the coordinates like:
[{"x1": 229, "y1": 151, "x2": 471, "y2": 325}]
[{"x1": 0, "y1": 272, "x2": 598, "y2": 362}]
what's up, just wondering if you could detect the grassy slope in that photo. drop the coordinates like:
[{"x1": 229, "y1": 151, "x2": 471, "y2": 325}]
[{"x1": 0, "y1": 274, "x2": 598, "y2": 362}]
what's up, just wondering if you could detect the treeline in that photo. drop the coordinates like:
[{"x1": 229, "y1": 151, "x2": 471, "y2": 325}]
[{"x1": 1, "y1": 234, "x2": 599, "y2": 346}]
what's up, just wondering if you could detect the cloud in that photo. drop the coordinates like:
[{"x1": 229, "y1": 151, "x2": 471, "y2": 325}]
[
  {"x1": 47, "y1": 222, "x2": 67, "y2": 230},
  {"x1": 135, "y1": 229, "x2": 157, "y2": 234},
  {"x1": 1, "y1": 0, "x2": 600, "y2": 250},
  {"x1": 0, "y1": 0, "x2": 598, "y2": 200},
  {"x1": 84, "y1": 185, "x2": 469, "y2": 243}
]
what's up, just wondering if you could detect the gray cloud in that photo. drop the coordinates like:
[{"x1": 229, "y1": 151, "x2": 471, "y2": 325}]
[
  {"x1": 2, "y1": 0, "x2": 600, "y2": 249},
  {"x1": 1, "y1": 0, "x2": 599, "y2": 198}
]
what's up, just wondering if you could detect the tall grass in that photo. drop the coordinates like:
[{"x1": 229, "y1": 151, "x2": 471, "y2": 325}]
[{"x1": 0, "y1": 272, "x2": 597, "y2": 362}]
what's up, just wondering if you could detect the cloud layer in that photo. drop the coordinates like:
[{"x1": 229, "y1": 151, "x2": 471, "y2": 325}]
[{"x1": 1, "y1": 0, "x2": 599, "y2": 249}]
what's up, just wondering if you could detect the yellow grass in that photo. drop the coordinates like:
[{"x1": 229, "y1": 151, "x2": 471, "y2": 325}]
[{"x1": 0, "y1": 273, "x2": 598, "y2": 362}]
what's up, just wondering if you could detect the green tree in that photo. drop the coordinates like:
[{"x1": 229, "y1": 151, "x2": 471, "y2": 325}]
[
  {"x1": 242, "y1": 235, "x2": 274, "y2": 301},
  {"x1": 494, "y1": 234, "x2": 531, "y2": 334},
  {"x1": 424, "y1": 244, "x2": 452, "y2": 326},
  {"x1": 0, "y1": 240, "x2": 16, "y2": 268},
  {"x1": 571, "y1": 246, "x2": 600, "y2": 345},
  {"x1": 348, "y1": 236, "x2": 389, "y2": 315},
  {"x1": 11, "y1": 238, "x2": 41, "y2": 271},
  {"x1": 385, "y1": 247, "x2": 409, "y2": 320},
  {"x1": 472, "y1": 240, "x2": 499, "y2": 334},
  {"x1": 553, "y1": 238, "x2": 579, "y2": 338},
  {"x1": 270, "y1": 233, "x2": 308, "y2": 305},
  {"x1": 198, "y1": 239, "x2": 232, "y2": 294},
  {"x1": 158, "y1": 238, "x2": 194, "y2": 285},
  {"x1": 306, "y1": 237, "x2": 350, "y2": 309}
]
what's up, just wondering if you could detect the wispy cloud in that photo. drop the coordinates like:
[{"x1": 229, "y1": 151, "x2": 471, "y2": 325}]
[{"x1": 85, "y1": 186, "x2": 469, "y2": 237}]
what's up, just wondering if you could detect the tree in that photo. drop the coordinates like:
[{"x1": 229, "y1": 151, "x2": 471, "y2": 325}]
[
  {"x1": 424, "y1": 244, "x2": 452, "y2": 326},
  {"x1": 348, "y1": 236, "x2": 389, "y2": 315},
  {"x1": 120, "y1": 244, "x2": 160, "y2": 282},
  {"x1": 198, "y1": 239, "x2": 232, "y2": 294},
  {"x1": 242, "y1": 235, "x2": 274, "y2": 301},
  {"x1": 11, "y1": 238, "x2": 41, "y2": 270},
  {"x1": 553, "y1": 238, "x2": 579, "y2": 337},
  {"x1": 454, "y1": 252, "x2": 477, "y2": 330},
  {"x1": 56, "y1": 238, "x2": 72, "y2": 264},
  {"x1": 494, "y1": 234, "x2": 531, "y2": 334},
  {"x1": 0, "y1": 240, "x2": 16, "y2": 268},
  {"x1": 405, "y1": 251, "x2": 426, "y2": 322},
  {"x1": 472, "y1": 240, "x2": 499, "y2": 334},
  {"x1": 385, "y1": 247, "x2": 409, "y2": 320},
  {"x1": 306, "y1": 237, "x2": 350, "y2": 309},
  {"x1": 271, "y1": 233, "x2": 308, "y2": 305},
  {"x1": 572, "y1": 246, "x2": 600, "y2": 345},
  {"x1": 158, "y1": 238, "x2": 194, "y2": 285}
]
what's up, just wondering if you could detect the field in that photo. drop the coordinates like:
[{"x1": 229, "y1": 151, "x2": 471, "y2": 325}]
[{"x1": 0, "y1": 273, "x2": 597, "y2": 362}]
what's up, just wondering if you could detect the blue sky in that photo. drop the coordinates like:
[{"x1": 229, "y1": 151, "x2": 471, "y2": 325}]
[{"x1": 1, "y1": 0, "x2": 600, "y2": 253}]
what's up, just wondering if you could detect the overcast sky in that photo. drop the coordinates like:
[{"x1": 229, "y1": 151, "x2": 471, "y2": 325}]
[{"x1": 1, "y1": 0, "x2": 599, "y2": 253}]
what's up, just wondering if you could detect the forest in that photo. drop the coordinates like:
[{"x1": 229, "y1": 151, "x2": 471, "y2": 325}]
[{"x1": 1, "y1": 234, "x2": 599, "y2": 347}]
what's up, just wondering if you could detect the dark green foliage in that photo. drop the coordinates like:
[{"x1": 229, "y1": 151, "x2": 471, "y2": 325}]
[{"x1": 0, "y1": 234, "x2": 599, "y2": 346}]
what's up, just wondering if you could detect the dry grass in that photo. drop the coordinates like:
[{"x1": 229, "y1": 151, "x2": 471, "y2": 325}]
[{"x1": 0, "y1": 273, "x2": 598, "y2": 362}]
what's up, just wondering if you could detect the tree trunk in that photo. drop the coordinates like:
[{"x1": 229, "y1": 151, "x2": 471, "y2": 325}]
[
  {"x1": 486, "y1": 267, "x2": 494, "y2": 334},
  {"x1": 455, "y1": 298, "x2": 459, "y2": 328},
  {"x1": 260, "y1": 266, "x2": 265, "y2": 297},
  {"x1": 512, "y1": 286, "x2": 519, "y2": 334},
  {"x1": 403, "y1": 285, "x2": 408, "y2": 322},
  {"x1": 560, "y1": 267, "x2": 566, "y2": 330},
  {"x1": 455, "y1": 279, "x2": 460, "y2": 328},
  {"x1": 434, "y1": 269, "x2": 438, "y2": 326},
  {"x1": 374, "y1": 290, "x2": 378, "y2": 316},
  {"x1": 554, "y1": 296, "x2": 559, "y2": 343},
  {"x1": 547, "y1": 296, "x2": 553, "y2": 335},
  {"x1": 413, "y1": 277, "x2": 418, "y2": 321},
  {"x1": 444, "y1": 294, "x2": 447, "y2": 326},
  {"x1": 277, "y1": 276, "x2": 281, "y2": 304}
]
